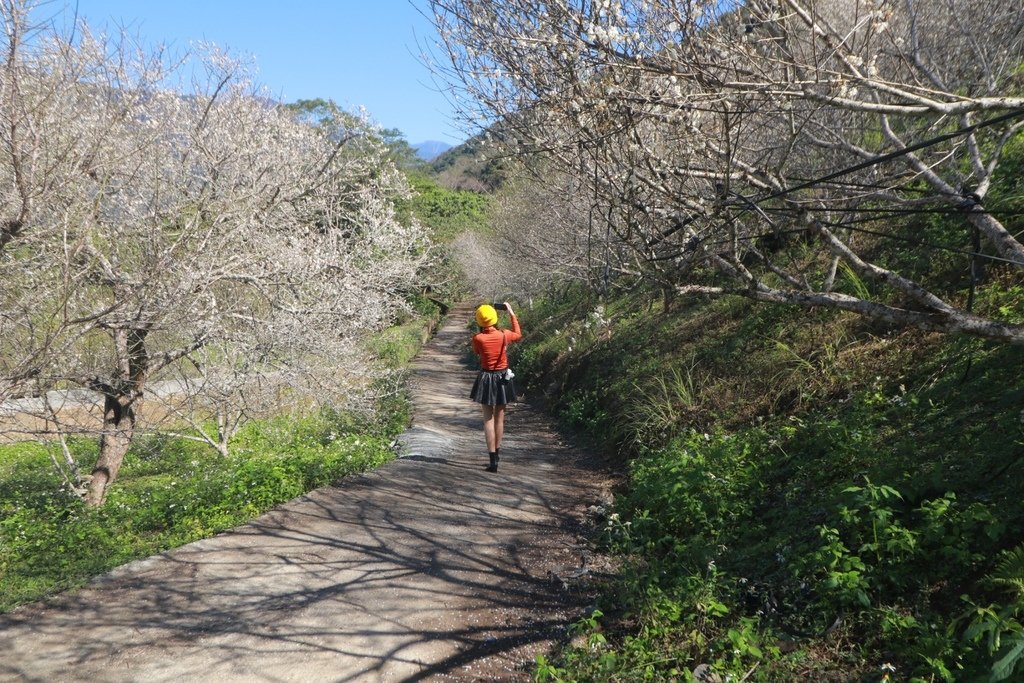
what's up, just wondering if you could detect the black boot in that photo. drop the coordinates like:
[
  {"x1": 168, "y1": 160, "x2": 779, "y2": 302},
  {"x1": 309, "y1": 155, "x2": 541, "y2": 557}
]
[
  {"x1": 486, "y1": 451, "x2": 498, "y2": 472},
  {"x1": 494, "y1": 447, "x2": 500, "y2": 463}
]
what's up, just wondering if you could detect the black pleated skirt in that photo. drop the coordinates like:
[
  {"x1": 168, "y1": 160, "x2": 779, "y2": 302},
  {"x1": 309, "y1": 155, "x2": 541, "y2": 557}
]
[{"x1": 470, "y1": 369, "x2": 518, "y2": 405}]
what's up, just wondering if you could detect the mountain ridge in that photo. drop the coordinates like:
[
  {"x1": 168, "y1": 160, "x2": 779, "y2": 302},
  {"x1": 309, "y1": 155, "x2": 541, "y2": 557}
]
[{"x1": 412, "y1": 140, "x2": 453, "y2": 161}]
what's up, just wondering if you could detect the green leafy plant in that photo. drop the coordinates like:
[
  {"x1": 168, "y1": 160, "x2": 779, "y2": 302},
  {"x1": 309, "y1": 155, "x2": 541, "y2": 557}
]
[
  {"x1": 808, "y1": 524, "x2": 872, "y2": 608},
  {"x1": 992, "y1": 544, "x2": 1024, "y2": 595},
  {"x1": 958, "y1": 544, "x2": 1024, "y2": 682}
]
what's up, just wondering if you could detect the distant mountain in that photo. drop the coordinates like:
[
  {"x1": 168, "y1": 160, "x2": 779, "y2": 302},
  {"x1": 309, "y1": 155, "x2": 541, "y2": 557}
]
[
  {"x1": 430, "y1": 132, "x2": 509, "y2": 192},
  {"x1": 413, "y1": 140, "x2": 453, "y2": 161}
]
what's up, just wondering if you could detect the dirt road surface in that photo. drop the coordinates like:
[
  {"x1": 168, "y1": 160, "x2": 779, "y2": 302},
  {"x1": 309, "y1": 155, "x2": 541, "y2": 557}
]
[{"x1": 0, "y1": 304, "x2": 612, "y2": 682}]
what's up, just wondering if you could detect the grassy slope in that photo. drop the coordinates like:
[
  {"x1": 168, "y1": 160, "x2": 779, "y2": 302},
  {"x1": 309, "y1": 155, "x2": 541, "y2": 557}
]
[{"x1": 517, "y1": 285, "x2": 1024, "y2": 682}]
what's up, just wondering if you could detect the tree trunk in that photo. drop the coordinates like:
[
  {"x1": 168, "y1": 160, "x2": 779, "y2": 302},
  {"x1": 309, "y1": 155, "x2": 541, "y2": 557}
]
[
  {"x1": 85, "y1": 327, "x2": 148, "y2": 507},
  {"x1": 663, "y1": 286, "x2": 675, "y2": 314},
  {"x1": 85, "y1": 395, "x2": 136, "y2": 506}
]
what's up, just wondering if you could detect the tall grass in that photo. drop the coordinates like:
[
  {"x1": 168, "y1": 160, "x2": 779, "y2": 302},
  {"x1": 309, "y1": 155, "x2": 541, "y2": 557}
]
[{"x1": 619, "y1": 360, "x2": 705, "y2": 450}]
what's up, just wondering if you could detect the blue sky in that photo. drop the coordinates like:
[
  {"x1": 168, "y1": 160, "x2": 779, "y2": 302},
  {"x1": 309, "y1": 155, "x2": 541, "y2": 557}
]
[{"x1": 48, "y1": 1, "x2": 462, "y2": 145}]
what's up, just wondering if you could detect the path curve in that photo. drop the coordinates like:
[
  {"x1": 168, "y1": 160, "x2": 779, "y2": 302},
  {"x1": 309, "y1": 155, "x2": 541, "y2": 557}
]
[{"x1": 0, "y1": 303, "x2": 611, "y2": 682}]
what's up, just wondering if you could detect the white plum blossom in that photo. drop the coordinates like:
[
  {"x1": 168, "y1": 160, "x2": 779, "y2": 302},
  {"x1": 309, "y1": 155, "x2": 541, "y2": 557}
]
[
  {"x1": 0, "y1": 2, "x2": 431, "y2": 503},
  {"x1": 427, "y1": 0, "x2": 1024, "y2": 343}
]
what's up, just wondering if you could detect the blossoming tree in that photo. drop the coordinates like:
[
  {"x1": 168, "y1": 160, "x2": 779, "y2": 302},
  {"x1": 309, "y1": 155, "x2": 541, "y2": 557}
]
[
  {"x1": 431, "y1": 0, "x2": 1024, "y2": 341},
  {"x1": 0, "y1": 1, "x2": 430, "y2": 505}
]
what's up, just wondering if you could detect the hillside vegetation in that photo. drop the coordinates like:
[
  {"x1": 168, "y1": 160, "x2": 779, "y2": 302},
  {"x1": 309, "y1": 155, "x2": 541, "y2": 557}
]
[
  {"x1": 429, "y1": 133, "x2": 511, "y2": 192},
  {"x1": 516, "y1": 284, "x2": 1024, "y2": 681}
]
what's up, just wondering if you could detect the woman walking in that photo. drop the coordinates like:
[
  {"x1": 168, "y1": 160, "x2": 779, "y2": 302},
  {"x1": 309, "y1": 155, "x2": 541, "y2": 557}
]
[{"x1": 470, "y1": 302, "x2": 522, "y2": 472}]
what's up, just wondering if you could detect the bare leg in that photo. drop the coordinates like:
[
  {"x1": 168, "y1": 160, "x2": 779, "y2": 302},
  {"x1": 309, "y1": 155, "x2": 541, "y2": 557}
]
[
  {"x1": 481, "y1": 404, "x2": 497, "y2": 452},
  {"x1": 494, "y1": 404, "x2": 506, "y2": 452}
]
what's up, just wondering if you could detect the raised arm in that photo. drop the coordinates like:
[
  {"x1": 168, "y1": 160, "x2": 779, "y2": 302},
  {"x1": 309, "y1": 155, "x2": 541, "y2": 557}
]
[{"x1": 504, "y1": 302, "x2": 522, "y2": 341}]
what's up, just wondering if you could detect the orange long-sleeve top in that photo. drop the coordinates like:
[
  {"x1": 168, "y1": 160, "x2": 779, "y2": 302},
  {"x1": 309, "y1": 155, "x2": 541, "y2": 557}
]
[{"x1": 472, "y1": 314, "x2": 522, "y2": 370}]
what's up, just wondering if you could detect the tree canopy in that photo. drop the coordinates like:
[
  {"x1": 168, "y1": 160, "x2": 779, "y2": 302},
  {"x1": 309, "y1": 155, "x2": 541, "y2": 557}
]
[
  {"x1": 431, "y1": 0, "x2": 1024, "y2": 342},
  {"x1": 0, "y1": 1, "x2": 431, "y2": 504}
]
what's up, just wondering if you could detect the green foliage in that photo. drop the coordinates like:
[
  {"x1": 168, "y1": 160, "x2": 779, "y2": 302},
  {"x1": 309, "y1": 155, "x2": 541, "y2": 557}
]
[
  {"x1": 287, "y1": 98, "x2": 363, "y2": 135},
  {"x1": 517, "y1": 278, "x2": 1024, "y2": 681},
  {"x1": 953, "y1": 543, "x2": 1024, "y2": 682},
  {"x1": 286, "y1": 100, "x2": 423, "y2": 172},
  {"x1": 370, "y1": 321, "x2": 432, "y2": 368},
  {"x1": 561, "y1": 388, "x2": 611, "y2": 437},
  {"x1": 627, "y1": 431, "x2": 764, "y2": 556},
  {"x1": 797, "y1": 482, "x2": 1002, "y2": 633},
  {"x1": 377, "y1": 127, "x2": 428, "y2": 171},
  {"x1": 0, "y1": 410, "x2": 395, "y2": 613},
  {"x1": 387, "y1": 171, "x2": 483, "y2": 310},
  {"x1": 837, "y1": 260, "x2": 872, "y2": 301},
  {"x1": 402, "y1": 173, "x2": 490, "y2": 242},
  {"x1": 429, "y1": 132, "x2": 509, "y2": 191},
  {"x1": 992, "y1": 545, "x2": 1024, "y2": 596}
]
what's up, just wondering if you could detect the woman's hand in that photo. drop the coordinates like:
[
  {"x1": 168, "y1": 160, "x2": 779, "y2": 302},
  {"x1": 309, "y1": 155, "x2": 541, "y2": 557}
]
[{"x1": 504, "y1": 301, "x2": 515, "y2": 317}]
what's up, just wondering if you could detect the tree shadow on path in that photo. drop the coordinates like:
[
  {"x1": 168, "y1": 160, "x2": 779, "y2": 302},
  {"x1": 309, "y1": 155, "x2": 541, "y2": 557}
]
[{"x1": 0, "y1": 303, "x2": 613, "y2": 682}]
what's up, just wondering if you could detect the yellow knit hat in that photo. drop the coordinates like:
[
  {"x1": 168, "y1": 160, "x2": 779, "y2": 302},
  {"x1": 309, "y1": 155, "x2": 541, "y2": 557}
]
[{"x1": 475, "y1": 304, "x2": 498, "y2": 328}]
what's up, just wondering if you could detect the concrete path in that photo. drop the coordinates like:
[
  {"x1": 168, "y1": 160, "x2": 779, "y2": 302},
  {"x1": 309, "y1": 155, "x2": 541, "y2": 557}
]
[{"x1": 0, "y1": 304, "x2": 611, "y2": 682}]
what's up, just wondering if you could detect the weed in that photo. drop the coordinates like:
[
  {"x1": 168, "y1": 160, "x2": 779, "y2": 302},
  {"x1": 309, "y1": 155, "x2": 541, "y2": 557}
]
[
  {"x1": 770, "y1": 333, "x2": 853, "y2": 405},
  {"x1": 992, "y1": 545, "x2": 1024, "y2": 596},
  {"x1": 839, "y1": 260, "x2": 872, "y2": 301}
]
